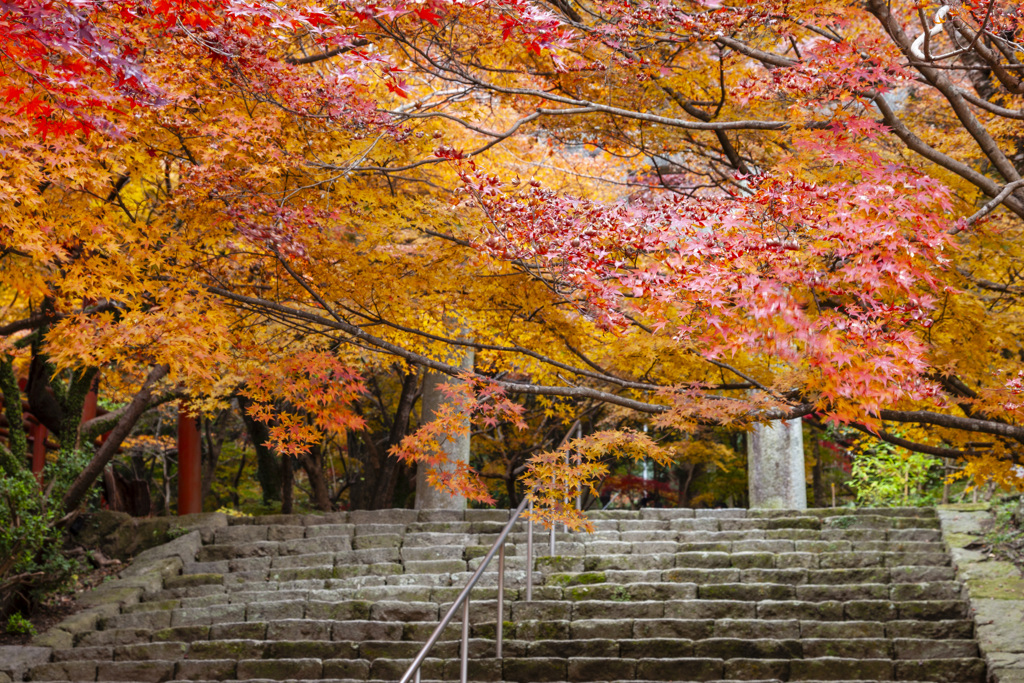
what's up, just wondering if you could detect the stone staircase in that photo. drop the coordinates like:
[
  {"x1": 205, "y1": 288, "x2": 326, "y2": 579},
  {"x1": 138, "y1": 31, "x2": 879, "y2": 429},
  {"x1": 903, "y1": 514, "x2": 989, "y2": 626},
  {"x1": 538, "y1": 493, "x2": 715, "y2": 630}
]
[{"x1": 23, "y1": 507, "x2": 987, "y2": 683}]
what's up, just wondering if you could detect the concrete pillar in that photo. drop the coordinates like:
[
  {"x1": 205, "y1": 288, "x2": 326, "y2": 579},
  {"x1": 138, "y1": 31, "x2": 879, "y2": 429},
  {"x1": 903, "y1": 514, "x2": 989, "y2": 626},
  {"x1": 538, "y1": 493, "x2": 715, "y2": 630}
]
[
  {"x1": 747, "y1": 418, "x2": 807, "y2": 509},
  {"x1": 415, "y1": 348, "x2": 475, "y2": 510}
]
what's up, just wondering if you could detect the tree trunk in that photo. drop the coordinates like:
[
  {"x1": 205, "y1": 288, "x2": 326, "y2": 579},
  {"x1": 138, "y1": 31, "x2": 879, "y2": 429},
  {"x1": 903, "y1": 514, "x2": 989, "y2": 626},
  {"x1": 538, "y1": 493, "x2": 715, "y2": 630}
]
[
  {"x1": 371, "y1": 368, "x2": 419, "y2": 509},
  {"x1": 812, "y1": 436, "x2": 827, "y2": 508},
  {"x1": 58, "y1": 368, "x2": 97, "y2": 450},
  {"x1": 296, "y1": 443, "x2": 332, "y2": 511},
  {"x1": 200, "y1": 416, "x2": 222, "y2": 511},
  {"x1": 0, "y1": 355, "x2": 27, "y2": 475},
  {"x1": 281, "y1": 455, "x2": 294, "y2": 514},
  {"x1": 238, "y1": 396, "x2": 281, "y2": 504},
  {"x1": 63, "y1": 365, "x2": 169, "y2": 513},
  {"x1": 347, "y1": 367, "x2": 420, "y2": 511}
]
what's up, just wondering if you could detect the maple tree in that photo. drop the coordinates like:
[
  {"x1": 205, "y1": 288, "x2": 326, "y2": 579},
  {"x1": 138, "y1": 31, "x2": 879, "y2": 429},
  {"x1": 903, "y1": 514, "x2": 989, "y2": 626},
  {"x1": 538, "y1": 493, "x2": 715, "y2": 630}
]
[
  {"x1": 368, "y1": 0, "x2": 1024, "y2": 512},
  {"x1": 0, "y1": 0, "x2": 1023, "y2": 549}
]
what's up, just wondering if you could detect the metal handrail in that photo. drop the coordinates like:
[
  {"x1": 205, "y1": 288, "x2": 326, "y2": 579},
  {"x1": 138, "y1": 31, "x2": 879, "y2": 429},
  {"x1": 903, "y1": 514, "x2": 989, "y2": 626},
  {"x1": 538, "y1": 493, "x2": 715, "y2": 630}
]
[{"x1": 399, "y1": 494, "x2": 533, "y2": 683}]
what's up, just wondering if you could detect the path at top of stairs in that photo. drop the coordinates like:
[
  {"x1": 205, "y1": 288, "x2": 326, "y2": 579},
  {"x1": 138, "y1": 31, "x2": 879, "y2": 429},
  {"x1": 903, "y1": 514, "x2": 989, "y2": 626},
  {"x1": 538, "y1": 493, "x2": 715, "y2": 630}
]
[{"x1": 15, "y1": 507, "x2": 987, "y2": 683}]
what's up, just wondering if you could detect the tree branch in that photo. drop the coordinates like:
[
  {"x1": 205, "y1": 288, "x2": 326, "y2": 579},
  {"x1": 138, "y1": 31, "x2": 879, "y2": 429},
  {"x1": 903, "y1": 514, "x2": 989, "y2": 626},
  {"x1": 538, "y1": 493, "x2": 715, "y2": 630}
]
[
  {"x1": 879, "y1": 408, "x2": 1024, "y2": 447},
  {"x1": 62, "y1": 365, "x2": 169, "y2": 513},
  {"x1": 207, "y1": 286, "x2": 813, "y2": 420},
  {"x1": 285, "y1": 38, "x2": 371, "y2": 65},
  {"x1": 848, "y1": 422, "x2": 980, "y2": 460}
]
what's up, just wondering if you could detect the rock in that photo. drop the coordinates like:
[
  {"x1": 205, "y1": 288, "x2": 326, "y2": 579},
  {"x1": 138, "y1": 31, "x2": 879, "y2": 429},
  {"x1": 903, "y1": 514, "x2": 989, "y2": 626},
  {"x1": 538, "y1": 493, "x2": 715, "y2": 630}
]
[
  {"x1": 503, "y1": 657, "x2": 568, "y2": 682},
  {"x1": 54, "y1": 608, "x2": 103, "y2": 635},
  {"x1": 68, "y1": 512, "x2": 210, "y2": 561},
  {"x1": 30, "y1": 628, "x2": 73, "y2": 649},
  {"x1": 974, "y1": 599, "x2": 1024, "y2": 653},
  {"x1": 0, "y1": 645, "x2": 52, "y2": 680},
  {"x1": 175, "y1": 658, "x2": 237, "y2": 680},
  {"x1": 131, "y1": 530, "x2": 201, "y2": 565},
  {"x1": 989, "y1": 652, "x2": 1024, "y2": 683},
  {"x1": 97, "y1": 659, "x2": 175, "y2": 682},
  {"x1": 76, "y1": 584, "x2": 143, "y2": 611},
  {"x1": 120, "y1": 556, "x2": 182, "y2": 581},
  {"x1": 937, "y1": 508, "x2": 992, "y2": 535},
  {"x1": 163, "y1": 573, "x2": 221, "y2": 589},
  {"x1": 236, "y1": 657, "x2": 322, "y2": 679},
  {"x1": 175, "y1": 512, "x2": 228, "y2": 543},
  {"x1": 964, "y1": 561, "x2": 1024, "y2": 600}
]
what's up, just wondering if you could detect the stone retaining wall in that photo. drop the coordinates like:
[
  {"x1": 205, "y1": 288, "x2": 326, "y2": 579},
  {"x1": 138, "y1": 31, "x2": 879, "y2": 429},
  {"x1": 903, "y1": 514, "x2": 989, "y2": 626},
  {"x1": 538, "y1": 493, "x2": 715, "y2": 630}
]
[{"x1": 938, "y1": 504, "x2": 1024, "y2": 683}]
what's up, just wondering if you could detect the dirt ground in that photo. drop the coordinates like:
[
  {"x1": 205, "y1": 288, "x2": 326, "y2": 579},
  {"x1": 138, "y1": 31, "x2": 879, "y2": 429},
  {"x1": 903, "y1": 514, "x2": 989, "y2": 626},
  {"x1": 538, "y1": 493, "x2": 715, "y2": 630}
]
[
  {"x1": 0, "y1": 561, "x2": 123, "y2": 645},
  {"x1": 982, "y1": 495, "x2": 1024, "y2": 575}
]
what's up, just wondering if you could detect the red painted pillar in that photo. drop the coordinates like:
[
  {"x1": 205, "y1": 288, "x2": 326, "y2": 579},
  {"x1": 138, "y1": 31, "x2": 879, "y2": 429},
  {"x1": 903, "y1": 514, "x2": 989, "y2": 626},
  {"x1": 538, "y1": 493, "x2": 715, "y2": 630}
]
[
  {"x1": 31, "y1": 421, "x2": 47, "y2": 483},
  {"x1": 177, "y1": 408, "x2": 202, "y2": 515},
  {"x1": 82, "y1": 388, "x2": 98, "y2": 423}
]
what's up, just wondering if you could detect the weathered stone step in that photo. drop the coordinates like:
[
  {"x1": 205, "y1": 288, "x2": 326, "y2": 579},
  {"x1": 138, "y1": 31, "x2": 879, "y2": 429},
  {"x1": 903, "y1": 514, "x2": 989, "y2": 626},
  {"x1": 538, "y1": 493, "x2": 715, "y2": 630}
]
[
  {"x1": 547, "y1": 566, "x2": 957, "y2": 587},
  {"x1": 566, "y1": 551, "x2": 951, "y2": 573},
  {"x1": 69, "y1": 615, "x2": 977, "y2": 650},
  {"x1": 38, "y1": 655, "x2": 969, "y2": 682},
  {"x1": 511, "y1": 617, "x2": 977, "y2": 641},
  {"x1": 26, "y1": 680, "x2": 952, "y2": 683},
  {"x1": 154, "y1": 564, "x2": 958, "y2": 600},
  {"x1": 94, "y1": 593, "x2": 974, "y2": 634},
  {"x1": 24, "y1": 506, "x2": 983, "y2": 683},
  {"x1": 190, "y1": 539, "x2": 948, "y2": 574},
  {"x1": 194, "y1": 516, "x2": 942, "y2": 559},
  {"x1": 489, "y1": 528, "x2": 943, "y2": 544}
]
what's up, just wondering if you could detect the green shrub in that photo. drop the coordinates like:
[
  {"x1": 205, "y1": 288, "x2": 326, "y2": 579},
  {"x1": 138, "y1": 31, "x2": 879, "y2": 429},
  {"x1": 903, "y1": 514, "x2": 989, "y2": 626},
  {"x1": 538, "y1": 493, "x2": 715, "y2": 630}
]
[
  {"x1": 5, "y1": 612, "x2": 36, "y2": 636},
  {"x1": 0, "y1": 450, "x2": 92, "y2": 618},
  {"x1": 849, "y1": 439, "x2": 942, "y2": 507}
]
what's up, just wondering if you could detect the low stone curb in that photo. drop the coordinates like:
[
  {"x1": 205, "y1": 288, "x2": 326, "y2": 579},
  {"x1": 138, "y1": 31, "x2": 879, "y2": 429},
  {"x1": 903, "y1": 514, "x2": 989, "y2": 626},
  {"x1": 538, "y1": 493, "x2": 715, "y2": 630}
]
[
  {"x1": 938, "y1": 503, "x2": 1024, "y2": 683},
  {"x1": 1, "y1": 513, "x2": 227, "y2": 681}
]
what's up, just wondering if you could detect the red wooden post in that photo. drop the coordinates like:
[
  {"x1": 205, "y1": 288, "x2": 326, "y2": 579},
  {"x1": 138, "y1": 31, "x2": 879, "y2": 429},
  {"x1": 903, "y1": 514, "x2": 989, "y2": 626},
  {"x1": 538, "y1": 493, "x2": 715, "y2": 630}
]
[
  {"x1": 177, "y1": 408, "x2": 202, "y2": 515},
  {"x1": 82, "y1": 388, "x2": 98, "y2": 423},
  {"x1": 31, "y1": 421, "x2": 47, "y2": 483}
]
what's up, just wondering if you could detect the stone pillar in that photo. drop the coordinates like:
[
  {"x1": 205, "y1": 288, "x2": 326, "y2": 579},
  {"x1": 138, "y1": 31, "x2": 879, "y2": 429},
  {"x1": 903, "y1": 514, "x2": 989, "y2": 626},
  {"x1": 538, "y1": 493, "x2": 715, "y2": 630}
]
[
  {"x1": 415, "y1": 348, "x2": 475, "y2": 510},
  {"x1": 747, "y1": 418, "x2": 807, "y2": 509}
]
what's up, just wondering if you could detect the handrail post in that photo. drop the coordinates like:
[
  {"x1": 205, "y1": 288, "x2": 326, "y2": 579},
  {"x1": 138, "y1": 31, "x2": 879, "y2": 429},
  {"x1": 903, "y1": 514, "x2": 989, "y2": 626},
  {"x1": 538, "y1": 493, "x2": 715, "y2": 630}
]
[
  {"x1": 414, "y1": 669, "x2": 420, "y2": 683},
  {"x1": 461, "y1": 599, "x2": 470, "y2": 683},
  {"x1": 550, "y1": 474, "x2": 556, "y2": 555},
  {"x1": 496, "y1": 540, "x2": 505, "y2": 658},
  {"x1": 526, "y1": 498, "x2": 533, "y2": 602},
  {"x1": 397, "y1": 494, "x2": 531, "y2": 683}
]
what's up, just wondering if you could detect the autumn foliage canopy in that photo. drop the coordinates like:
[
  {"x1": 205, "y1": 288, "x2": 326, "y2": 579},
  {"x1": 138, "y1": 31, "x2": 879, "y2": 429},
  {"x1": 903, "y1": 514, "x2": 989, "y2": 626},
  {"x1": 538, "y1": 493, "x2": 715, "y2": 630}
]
[{"x1": 2, "y1": 0, "x2": 1024, "y2": 525}]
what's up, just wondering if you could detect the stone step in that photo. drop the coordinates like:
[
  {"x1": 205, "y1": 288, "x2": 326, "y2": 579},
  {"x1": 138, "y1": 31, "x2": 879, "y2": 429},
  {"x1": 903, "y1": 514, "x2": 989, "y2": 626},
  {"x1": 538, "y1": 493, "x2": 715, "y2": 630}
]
[
  {"x1": 195, "y1": 517, "x2": 942, "y2": 553},
  {"x1": 128, "y1": 577, "x2": 958, "y2": 614},
  {"x1": 195, "y1": 506, "x2": 938, "y2": 527},
  {"x1": 500, "y1": 525, "x2": 944, "y2": 539},
  {"x1": 113, "y1": 585, "x2": 969, "y2": 628},
  {"x1": 507, "y1": 598, "x2": 972, "y2": 622},
  {"x1": 560, "y1": 552, "x2": 951, "y2": 574},
  {"x1": 25, "y1": 680, "x2": 951, "y2": 683},
  {"x1": 547, "y1": 566, "x2": 958, "y2": 586},
  {"x1": 31, "y1": 654, "x2": 986, "y2": 682},
  {"x1": 50, "y1": 636, "x2": 979, "y2": 663},
  {"x1": 191, "y1": 534, "x2": 947, "y2": 566},
  {"x1": 70, "y1": 616, "x2": 977, "y2": 648},
  {"x1": 156, "y1": 564, "x2": 957, "y2": 600},
  {"x1": 29, "y1": 506, "x2": 983, "y2": 683}
]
